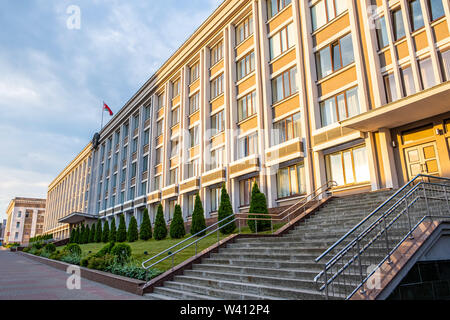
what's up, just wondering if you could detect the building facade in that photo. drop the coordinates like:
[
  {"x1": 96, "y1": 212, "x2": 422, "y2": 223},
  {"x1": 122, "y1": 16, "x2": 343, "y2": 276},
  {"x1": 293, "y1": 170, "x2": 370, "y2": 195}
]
[
  {"x1": 83, "y1": 0, "x2": 449, "y2": 230},
  {"x1": 0, "y1": 219, "x2": 6, "y2": 242},
  {"x1": 4, "y1": 198, "x2": 46, "y2": 245},
  {"x1": 43, "y1": 143, "x2": 93, "y2": 240}
]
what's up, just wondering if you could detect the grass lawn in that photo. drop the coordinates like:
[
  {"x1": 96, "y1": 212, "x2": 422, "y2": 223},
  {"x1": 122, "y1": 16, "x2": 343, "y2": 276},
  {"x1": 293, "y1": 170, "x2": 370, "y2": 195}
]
[{"x1": 65, "y1": 223, "x2": 284, "y2": 273}]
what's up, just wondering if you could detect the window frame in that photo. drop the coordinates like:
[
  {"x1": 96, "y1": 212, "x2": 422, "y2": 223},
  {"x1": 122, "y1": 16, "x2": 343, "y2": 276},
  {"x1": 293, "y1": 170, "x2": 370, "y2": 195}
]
[
  {"x1": 236, "y1": 15, "x2": 254, "y2": 45},
  {"x1": 271, "y1": 66, "x2": 298, "y2": 104},
  {"x1": 319, "y1": 86, "x2": 360, "y2": 128},
  {"x1": 211, "y1": 74, "x2": 224, "y2": 99},
  {"x1": 238, "y1": 91, "x2": 257, "y2": 122},
  {"x1": 210, "y1": 41, "x2": 224, "y2": 66},
  {"x1": 237, "y1": 51, "x2": 255, "y2": 81},
  {"x1": 316, "y1": 33, "x2": 354, "y2": 80}
]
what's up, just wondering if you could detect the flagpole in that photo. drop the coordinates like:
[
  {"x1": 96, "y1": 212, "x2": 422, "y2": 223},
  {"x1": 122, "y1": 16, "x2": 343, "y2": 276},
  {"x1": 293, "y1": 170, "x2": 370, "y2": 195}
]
[{"x1": 101, "y1": 101, "x2": 104, "y2": 131}]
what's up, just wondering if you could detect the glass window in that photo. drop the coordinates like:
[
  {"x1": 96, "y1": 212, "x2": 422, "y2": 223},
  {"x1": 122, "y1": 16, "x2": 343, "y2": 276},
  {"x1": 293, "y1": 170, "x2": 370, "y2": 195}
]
[
  {"x1": 327, "y1": 145, "x2": 370, "y2": 186},
  {"x1": 211, "y1": 41, "x2": 223, "y2": 66},
  {"x1": 190, "y1": 63, "x2": 200, "y2": 83},
  {"x1": 238, "y1": 91, "x2": 256, "y2": 122},
  {"x1": 340, "y1": 34, "x2": 354, "y2": 67},
  {"x1": 187, "y1": 159, "x2": 199, "y2": 178},
  {"x1": 419, "y1": 57, "x2": 437, "y2": 89},
  {"x1": 155, "y1": 147, "x2": 162, "y2": 165},
  {"x1": 171, "y1": 108, "x2": 180, "y2": 126},
  {"x1": 239, "y1": 177, "x2": 257, "y2": 207},
  {"x1": 375, "y1": 16, "x2": 389, "y2": 49},
  {"x1": 190, "y1": 126, "x2": 199, "y2": 148},
  {"x1": 268, "y1": 0, "x2": 292, "y2": 19},
  {"x1": 210, "y1": 188, "x2": 220, "y2": 213},
  {"x1": 272, "y1": 67, "x2": 298, "y2": 103},
  {"x1": 236, "y1": 16, "x2": 254, "y2": 45},
  {"x1": 321, "y1": 98, "x2": 337, "y2": 127},
  {"x1": 401, "y1": 67, "x2": 416, "y2": 96},
  {"x1": 311, "y1": 0, "x2": 347, "y2": 31},
  {"x1": 211, "y1": 74, "x2": 224, "y2": 99},
  {"x1": 172, "y1": 79, "x2": 180, "y2": 98},
  {"x1": 209, "y1": 147, "x2": 225, "y2": 170},
  {"x1": 143, "y1": 130, "x2": 149, "y2": 146},
  {"x1": 168, "y1": 200, "x2": 176, "y2": 220},
  {"x1": 129, "y1": 186, "x2": 135, "y2": 200},
  {"x1": 316, "y1": 33, "x2": 354, "y2": 80},
  {"x1": 142, "y1": 155, "x2": 148, "y2": 173},
  {"x1": 169, "y1": 168, "x2": 178, "y2": 185},
  {"x1": 269, "y1": 24, "x2": 295, "y2": 60},
  {"x1": 132, "y1": 138, "x2": 138, "y2": 153},
  {"x1": 171, "y1": 138, "x2": 180, "y2": 157},
  {"x1": 316, "y1": 46, "x2": 332, "y2": 79},
  {"x1": 320, "y1": 87, "x2": 359, "y2": 127},
  {"x1": 156, "y1": 120, "x2": 163, "y2": 137},
  {"x1": 384, "y1": 73, "x2": 398, "y2": 103},
  {"x1": 440, "y1": 50, "x2": 450, "y2": 81},
  {"x1": 392, "y1": 9, "x2": 406, "y2": 41},
  {"x1": 346, "y1": 87, "x2": 360, "y2": 118},
  {"x1": 429, "y1": 0, "x2": 445, "y2": 21},
  {"x1": 130, "y1": 163, "x2": 137, "y2": 179},
  {"x1": 157, "y1": 93, "x2": 165, "y2": 110},
  {"x1": 237, "y1": 52, "x2": 255, "y2": 80},
  {"x1": 140, "y1": 181, "x2": 147, "y2": 196},
  {"x1": 238, "y1": 133, "x2": 258, "y2": 159},
  {"x1": 187, "y1": 194, "x2": 196, "y2": 217},
  {"x1": 409, "y1": 0, "x2": 425, "y2": 31},
  {"x1": 211, "y1": 110, "x2": 224, "y2": 135},
  {"x1": 277, "y1": 162, "x2": 306, "y2": 198},
  {"x1": 189, "y1": 92, "x2": 199, "y2": 114},
  {"x1": 154, "y1": 175, "x2": 161, "y2": 191},
  {"x1": 272, "y1": 112, "x2": 301, "y2": 145}
]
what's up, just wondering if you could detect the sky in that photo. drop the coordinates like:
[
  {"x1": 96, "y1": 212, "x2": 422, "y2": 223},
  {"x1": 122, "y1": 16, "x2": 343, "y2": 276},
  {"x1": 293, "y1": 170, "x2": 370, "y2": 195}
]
[{"x1": 0, "y1": 0, "x2": 223, "y2": 221}]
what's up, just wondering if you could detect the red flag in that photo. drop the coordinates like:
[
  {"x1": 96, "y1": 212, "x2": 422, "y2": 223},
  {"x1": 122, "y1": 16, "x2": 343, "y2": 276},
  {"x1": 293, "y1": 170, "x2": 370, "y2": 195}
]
[{"x1": 103, "y1": 102, "x2": 113, "y2": 116}]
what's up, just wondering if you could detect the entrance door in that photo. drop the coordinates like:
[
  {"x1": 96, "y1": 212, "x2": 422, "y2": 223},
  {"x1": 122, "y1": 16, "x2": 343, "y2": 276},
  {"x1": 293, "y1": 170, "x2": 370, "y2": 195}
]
[{"x1": 404, "y1": 142, "x2": 441, "y2": 179}]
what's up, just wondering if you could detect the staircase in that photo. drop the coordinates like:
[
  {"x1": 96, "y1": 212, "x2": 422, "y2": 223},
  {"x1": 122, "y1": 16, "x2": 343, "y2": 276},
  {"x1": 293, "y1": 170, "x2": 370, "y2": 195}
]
[{"x1": 144, "y1": 190, "x2": 396, "y2": 300}]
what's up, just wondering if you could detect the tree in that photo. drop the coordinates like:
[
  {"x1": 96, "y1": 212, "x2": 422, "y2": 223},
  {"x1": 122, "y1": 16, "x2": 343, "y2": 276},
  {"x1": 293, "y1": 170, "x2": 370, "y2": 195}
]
[
  {"x1": 127, "y1": 216, "x2": 139, "y2": 242},
  {"x1": 190, "y1": 194, "x2": 206, "y2": 236},
  {"x1": 89, "y1": 223, "x2": 96, "y2": 243},
  {"x1": 79, "y1": 224, "x2": 86, "y2": 244},
  {"x1": 248, "y1": 182, "x2": 271, "y2": 233},
  {"x1": 218, "y1": 184, "x2": 236, "y2": 234},
  {"x1": 84, "y1": 225, "x2": 91, "y2": 244},
  {"x1": 154, "y1": 204, "x2": 168, "y2": 241},
  {"x1": 102, "y1": 220, "x2": 110, "y2": 243},
  {"x1": 95, "y1": 221, "x2": 102, "y2": 243},
  {"x1": 170, "y1": 204, "x2": 186, "y2": 239},
  {"x1": 69, "y1": 228, "x2": 75, "y2": 243},
  {"x1": 73, "y1": 227, "x2": 80, "y2": 244},
  {"x1": 117, "y1": 215, "x2": 127, "y2": 242},
  {"x1": 109, "y1": 218, "x2": 117, "y2": 243},
  {"x1": 139, "y1": 208, "x2": 152, "y2": 241}
]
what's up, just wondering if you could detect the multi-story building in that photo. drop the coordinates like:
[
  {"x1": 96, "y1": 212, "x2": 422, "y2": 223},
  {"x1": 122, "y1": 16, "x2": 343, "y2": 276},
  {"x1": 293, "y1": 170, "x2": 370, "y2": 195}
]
[
  {"x1": 0, "y1": 219, "x2": 6, "y2": 242},
  {"x1": 4, "y1": 198, "x2": 46, "y2": 245},
  {"x1": 43, "y1": 143, "x2": 93, "y2": 240},
  {"x1": 85, "y1": 0, "x2": 449, "y2": 230}
]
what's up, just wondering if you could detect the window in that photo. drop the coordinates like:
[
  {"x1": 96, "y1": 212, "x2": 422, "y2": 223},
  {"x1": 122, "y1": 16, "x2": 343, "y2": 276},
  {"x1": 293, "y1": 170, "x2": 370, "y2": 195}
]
[
  {"x1": 144, "y1": 105, "x2": 151, "y2": 120},
  {"x1": 269, "y1": 23, "x2": 296, "y2": 60},
  {"x1": 237, "y1": 52, "x2": 255, "y2": 80},
  {"x1": 155, "y1": 148, "x2": 162, "y2": 165},
  {"x1": 236, "y1": 16, "x2": 254, "y2": 45},
  {"x1": 327, "y1": 145, "x2": 370, "y2": 186},
  {"x1": 156, "y1": 120, "x2": 163, "y2": 137},
  {"x1": 272, "y1": 112, "x2": 301, "y2": 145},
  {"x1": 16, "y1": 222, "x2": 20, "y2": 229},
  {"x1": 17, "y1": 211, "x2": 21, "y2": 218},
  {"x1": 112, "y1": 174, "x2": 117, "y2": 188},
  {"x1": 409, "y1": 0, "x2": 425, "y2": 31},
  {"x1": 238, "y1": 91, "x2": 256, "y2": 122},
  {"x1": 384, "y1": 73, "x2": 398, "y2": 103},
  {"x1": 133, "y1": 114, "x2": 139, "y2": 131},
  {"x1": 209, "y1": 147, "x2": 225, "y2": 170},
  {"x1": 120, "y1": 191, "x2": 125, "y2": 204},
  {"x1": 428, "y1": 0, "x2": 445, "y2": 21},
  {"x1": 189, "y1": 92, "x2": 200, "y2": 114},
  {"x1": 187, "y1": 194, "x2": 196, "y2": 217},
  {"x1": 211, "y1": 110, "x2": 224, "y2": 135},
  {"x1": 375, "y1": 16, "x2": 389, "y2": 49},
  {"x1": 210, "y1": 188, "x2": 221, "y2": 213},
  {"x1": 157, "y1": 93, "x2": 165, "y2": 110},
  {"x1": 130, "y1": 163, "x2": 137, "y2": 179},
  {"x1": 154, "y1": 175, "x2": 161, "y2": 191},
  {"x1": 239, "y1": 177, "x2": 257, "y2": 207},
  {"x1": 142, "y1": 155, "x2": 148, "y2": 173},
  {"x1": 143, "y1": 130, "x2": 149, "y2": 146},
  {"x1": 316, "y1": 33, "x2": 354, "y2": 80},
  {"x1": 190, "y1": 63, "x2": 200, "y2": 83},
  {"x1": 419, "y1": 57, "x2": 437, "y2": 89},
  {"x1": 277, "y1": 162, "x2": 306, "y2": 198},
  {"x1": 120, "y1": 168, "x2": 126, "y2": 184},
  {"x1": 172, "y1": 79, "x2": 180, "y2": 98},
  {"x1": 320, "y1": 87, "x2": 360, "y2": 127},
  {"x1": 171, "y1": 108, "x2": 180, "y2": 126},
  {"x1": 123, "y1": 123, "x2": 129, "y2": 139},
  {"x1": 171, "y1": 138, "x2": 180, "y2": 157},
  {"x1": 272, "y1": 67, "x2": 298, "y2": 103},
  {"x1": 440, "y1": 50, "x2": 450, "y2": 81},
  {"x1": 311, "y1": 0, "x2": 347, "y2": 31},
  {"x1": 190, "y1": 126, "x2": 199, "y2": 148},
  {"x1": 211, "y1": 41, "x2": 223, "y2": 66},
  {"x1": 140, "y1": 181, "x2": 147, "y2": 196},
  {"x1": 238, "y1": 133, "x2": 258, "y2": 159},
  {"x1": 128, "y1": 186, "x2": 135, "y2": 200},
  {"x1": 267, "y1": 0, "x2": 292, "y2": 19},
  {"x1": 187, "y1": 159, "x2": 199, "y2": 178},
  {"x1": 211, "y1": 74, "x2": 224, "y2": 99},
  {"x1": 169, "y1": 168, "x2": 178, "y2": 185},
  {"x1": 401, "y1": 67, "x2": 416, "y2": 96},
  {"x1": 392, "y1": 8, "x2": 406, "y2": 41}
]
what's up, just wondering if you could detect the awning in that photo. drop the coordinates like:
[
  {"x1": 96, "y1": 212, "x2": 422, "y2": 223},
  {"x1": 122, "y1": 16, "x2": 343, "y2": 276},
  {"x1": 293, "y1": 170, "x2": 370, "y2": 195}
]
[
  {"x1": 341, "y1": 82, "x2": 450, "y2": 132},
  {"x1": 58, "y1": 212, "x2": 99, "y2": 225}
]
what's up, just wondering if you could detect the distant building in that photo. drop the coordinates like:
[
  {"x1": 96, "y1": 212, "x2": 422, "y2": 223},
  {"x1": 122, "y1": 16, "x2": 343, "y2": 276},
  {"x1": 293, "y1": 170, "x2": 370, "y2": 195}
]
[
  {"x1": 0, "y1": 219, "x2": 6, "y2": 242},
  {"x1": 5, "y1": 198, "x2": 46, "y2": 245}
]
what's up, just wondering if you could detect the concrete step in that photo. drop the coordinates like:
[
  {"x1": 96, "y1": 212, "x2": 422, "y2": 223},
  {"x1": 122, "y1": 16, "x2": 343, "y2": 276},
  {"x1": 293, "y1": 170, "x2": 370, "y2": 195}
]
[
  {"x1": 152, "y1": 286, "x2": 221, "y2": 300},
  {"x1": 202, "y1": 257, "x2": 322, "y2": 271}
]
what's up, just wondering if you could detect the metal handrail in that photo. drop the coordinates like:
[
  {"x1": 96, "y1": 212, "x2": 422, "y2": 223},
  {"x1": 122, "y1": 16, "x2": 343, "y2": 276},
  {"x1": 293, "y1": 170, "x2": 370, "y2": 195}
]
[
  {"x1": 313, "y1": 174, "x2": 450, "y2": 299},
  {"x1": 141, "y1": 180, "x2": 336, "y2": 277}
]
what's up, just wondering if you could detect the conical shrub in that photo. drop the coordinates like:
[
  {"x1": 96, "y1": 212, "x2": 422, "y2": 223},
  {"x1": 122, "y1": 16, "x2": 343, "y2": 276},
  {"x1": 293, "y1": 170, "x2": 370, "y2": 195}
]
[
  {"x1": 170, "y1": 204, "x2": 186, "y2": 239},
  {"x1": 102, "y1": 220, "x2": 110, "y2": 243},
  {"x1": 109, "y1": 218, "x2": 117, "y2": 243},
  {"x1": 248, "y1": 182, "x2": 271, "y2": 233},
  {"x1": 139, "y1": 208, "x2": 152, "y2": 241},
  {"x1": 127, "y1": 216, "x2": 139, "y2": 242},
  {"x1": 154, "y1": 204, "x2": 167, "y2": 241},
  {"x1": 89, "y1": 224, "x2": 96, "y2": 243},
  {"x1": 79, "y1": 224, "x2": 86, "y2": 244},
  {"x1": 84, "y1": 225, "x2": 90, "y2": 244},
  {"x1": 117, "y1": 215, "x2": 127, "y2": 242},
  {"x1": 218, "y1": 184, "x2": 236, "y2": 234},
  {"x1": 95, "y1": 221, "x2": 102, "y2": 243},
  {"x1": 190, "y1": 194, "x2": 206, "y2": 236}
]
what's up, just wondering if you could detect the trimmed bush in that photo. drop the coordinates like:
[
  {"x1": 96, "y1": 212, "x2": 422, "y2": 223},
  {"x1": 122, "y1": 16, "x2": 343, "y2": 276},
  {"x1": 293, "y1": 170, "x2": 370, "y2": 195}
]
[
  {"x1": 87, "y1": 254, "x2": 114, "y2": 271},
  {"x1": 170, "y1": 204, "x2": 185, "y2": 239},
  {"x1": 218, "y1": 184, "x2": 236, "y2": 234},
  {"x1": 96, "y1": 242, "x2": 116, "y2": 257},
  {"x1": 248, "y1": 182, "x2": 271, "y2": 233},
  {"x1": 89, "y1": 224, "x2": 96, "y2": 243},
  {"x1": 95, "y1": 221, "x2": 102, "y2": 243},
  {"x1": 139, "y1": 209, "x2": 152, "y2": 241},
  {"x1": 111, "y1": 243, "x2": 132, "y2": 264},
  {"x1": 64, "y1": 243, "x2": 82, "y2": 256},
  {"x1": 190, "y1": 194, "x2": 206, "y2": 236},
  {"x1": 44, "y1": 243, "x2": 56, "y2": 254},
  {"x1": 102, "y1": 220, "x2": 110, "y2": 243},
  {"x1": 117, "y1": 215, "x2": 127, "y2": 242},
  {"x1": 69, "y1": 228, "x2": 75, "y2": 244},
  {"x1": 109, "y1": 219, "x2": 117, "y2": 243},
  {"x1": 127, "y1": 216, "x2": 139, "y2": 243},
  {"x1": 79, "y1": 224, "x2": 86, "y2": 244},
  {"x1": 73, "y1": 227, "x2": 80, "y2": 244},
  {"x1": 84, "y1": 225, "x2": 91, "y2": 244},
  {"x1": 154, "y1": 204, "x2": 168, "y2": 241}
]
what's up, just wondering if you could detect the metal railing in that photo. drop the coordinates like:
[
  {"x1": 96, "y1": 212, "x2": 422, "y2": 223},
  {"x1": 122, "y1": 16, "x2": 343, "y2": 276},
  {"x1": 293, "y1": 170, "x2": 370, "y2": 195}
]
[
  {"x1": 314, "y1": 174, "x2": 450, "y2": 300},
  {"x1": 141, "y1": 180, "x2": 336, "y2": 282}
]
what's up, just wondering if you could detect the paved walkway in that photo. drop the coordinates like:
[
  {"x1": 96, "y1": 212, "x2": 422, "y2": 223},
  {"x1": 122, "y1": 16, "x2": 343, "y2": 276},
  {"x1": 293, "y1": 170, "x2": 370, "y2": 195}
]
[{"x1": 0, "y1": 250, "x2": 145, "y2": 300}]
